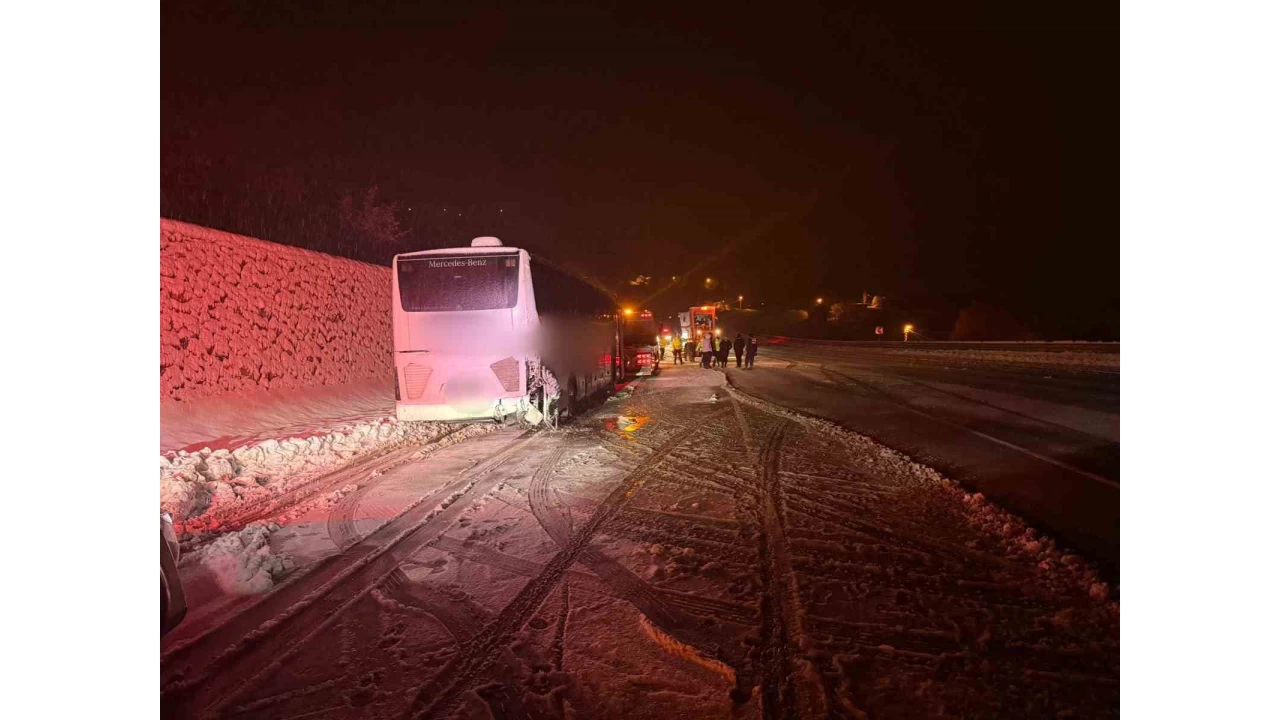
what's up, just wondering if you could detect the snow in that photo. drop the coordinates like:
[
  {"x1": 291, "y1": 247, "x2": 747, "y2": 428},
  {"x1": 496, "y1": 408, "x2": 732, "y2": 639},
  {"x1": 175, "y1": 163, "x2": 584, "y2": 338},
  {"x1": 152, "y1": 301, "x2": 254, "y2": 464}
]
[
  {"x1": 887, "y1": 347, "x2": 1120, "y2": 371},
  {"x1": 160, "y1": 377, "x2": 393, "y2": 453},
  {"x1": 160, "y1": 218, "x2": 394, "y2": 403},
  {"x1": 193, "y1": 523, "x2": 296, "y2": 595},
  {"x1": 160, "y1": 414, "x2": 494, "y2": 531},
  {"x1": 164, "y1": 363, "x2": 1118, "y2": 718}
]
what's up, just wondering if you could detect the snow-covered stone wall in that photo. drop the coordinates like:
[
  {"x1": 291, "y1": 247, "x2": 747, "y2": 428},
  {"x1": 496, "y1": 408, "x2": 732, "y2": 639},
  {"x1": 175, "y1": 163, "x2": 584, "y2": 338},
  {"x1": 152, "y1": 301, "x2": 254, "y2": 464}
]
[{"x1": 160, "y1": 219, "x2": 393, "y2": 402}]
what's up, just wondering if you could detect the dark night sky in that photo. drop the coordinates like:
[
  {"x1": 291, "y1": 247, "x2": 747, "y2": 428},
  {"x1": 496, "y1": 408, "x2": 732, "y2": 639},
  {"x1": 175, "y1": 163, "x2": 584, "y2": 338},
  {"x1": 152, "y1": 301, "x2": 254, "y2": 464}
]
[{"x1": 163, "y1": 1, "x2": 1117, "y2": 338}]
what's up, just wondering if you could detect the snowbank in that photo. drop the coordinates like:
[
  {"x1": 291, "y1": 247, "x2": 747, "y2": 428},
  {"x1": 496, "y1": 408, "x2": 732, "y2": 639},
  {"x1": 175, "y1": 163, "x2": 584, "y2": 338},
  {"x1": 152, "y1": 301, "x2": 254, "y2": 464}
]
[
  {"x1": 887, "y1": 348, "x2": 1119, "y2": 371},
  {"x1": 160, "y1": 218, "x2": 393, "y2": 403},
  {"x1": 193, "y1": 523, "x2": 295, "y2": 595},
  {"x1": 943, "y1": 485, "x2": 1116, "y2": 603},
  {"x1": 160, "y1": 414, "x2": 489, "y2": 530}
]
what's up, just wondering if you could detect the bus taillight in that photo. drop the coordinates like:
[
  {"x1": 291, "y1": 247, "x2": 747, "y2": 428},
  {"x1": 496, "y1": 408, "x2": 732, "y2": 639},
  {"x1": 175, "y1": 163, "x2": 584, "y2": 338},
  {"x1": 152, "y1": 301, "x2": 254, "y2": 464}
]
[
  {"x1": 404, "y1": 364, "x2": 434, "y2": 400},
  {"x1": 490, "y1": 357, "x2": 521, "y2": 392}
]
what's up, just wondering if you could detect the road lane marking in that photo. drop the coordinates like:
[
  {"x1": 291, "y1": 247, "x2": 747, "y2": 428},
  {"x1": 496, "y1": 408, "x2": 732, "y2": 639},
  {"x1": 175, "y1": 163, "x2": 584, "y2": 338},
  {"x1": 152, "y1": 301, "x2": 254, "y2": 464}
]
[{"x1": 818, "y1": 367, "x2": 1120, "y2": 490}]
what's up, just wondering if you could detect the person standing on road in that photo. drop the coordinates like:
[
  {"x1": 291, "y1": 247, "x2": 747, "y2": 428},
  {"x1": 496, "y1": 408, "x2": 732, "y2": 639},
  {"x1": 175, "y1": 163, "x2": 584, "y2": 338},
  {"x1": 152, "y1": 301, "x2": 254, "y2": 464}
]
[
  {"x1": 685, "y1": 338, "x2": 696, "y2": 365},
  {"x1": 733, "y1": 333, "x2": 746, "y2": 367},
  {"x1": 717, "y1": 336, "x2": 732, "y2": 368},
  {"x1": 700, "y1": 332, "x2": 715, "y2": 368},
  {"x1": 671, "y1": 336, "x2": 683, "y2": 364},
  {"x1": 657, "y1": 339, "x2": 665, "y2": 362},
  {"x1": 745, "y1": 334, "x2": 758, "y2": 369}
]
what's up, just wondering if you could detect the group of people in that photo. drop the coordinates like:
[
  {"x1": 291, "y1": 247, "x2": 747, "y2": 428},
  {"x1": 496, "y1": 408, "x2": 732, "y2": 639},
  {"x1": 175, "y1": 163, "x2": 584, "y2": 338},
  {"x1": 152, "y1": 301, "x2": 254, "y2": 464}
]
[{"x1": 665, "y1": 332, "x2": 758, "y2": 369}]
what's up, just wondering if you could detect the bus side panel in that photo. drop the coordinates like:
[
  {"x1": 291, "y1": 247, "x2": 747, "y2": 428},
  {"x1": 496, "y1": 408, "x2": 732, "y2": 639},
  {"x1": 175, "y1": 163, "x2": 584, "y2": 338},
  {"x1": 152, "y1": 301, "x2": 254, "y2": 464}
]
[
  {"x1": 538, "y1": 316, "x2": 614, "y2": 399},
  {"x1": 613, "y1": 314, "x2": 623, "y2": 385}
]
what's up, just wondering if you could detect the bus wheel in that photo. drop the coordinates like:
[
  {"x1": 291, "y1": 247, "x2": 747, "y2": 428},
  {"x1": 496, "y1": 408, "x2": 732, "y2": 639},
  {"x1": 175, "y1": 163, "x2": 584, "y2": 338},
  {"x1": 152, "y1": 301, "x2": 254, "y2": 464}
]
[
  {"x1": 531, "y1": 385, "x2": 553, "y2": 428},
  {"x1": 546, "y1": 397, "x2": 559, "y2": 428},
  {"x1": 565, "y1": 374, "x2": 580, "y2": 417}
]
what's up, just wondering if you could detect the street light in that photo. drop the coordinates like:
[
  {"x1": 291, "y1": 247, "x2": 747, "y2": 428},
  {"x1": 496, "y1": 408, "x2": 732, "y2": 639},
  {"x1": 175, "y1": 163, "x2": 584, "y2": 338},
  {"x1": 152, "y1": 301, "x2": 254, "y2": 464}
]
[
  {"x1": 903, "y1": 324, "x2": 914, "y2": 341},
  {"x1": 737, "y1": 295, "x2": 744, "y2": 310},
  {"x1": 816, "y1": 297, "x2": 824, "y2": 305}
]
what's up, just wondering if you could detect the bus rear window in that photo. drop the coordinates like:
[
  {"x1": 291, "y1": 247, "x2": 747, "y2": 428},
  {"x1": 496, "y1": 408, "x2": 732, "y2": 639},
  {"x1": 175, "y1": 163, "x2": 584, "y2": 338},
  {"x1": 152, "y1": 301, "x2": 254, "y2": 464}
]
[
  {"x1": 397, "y1": 254, "x2": 519, "y2": 312},
  {"x1": 622, "y1": 318, "x2": 659, "y2": 346}
]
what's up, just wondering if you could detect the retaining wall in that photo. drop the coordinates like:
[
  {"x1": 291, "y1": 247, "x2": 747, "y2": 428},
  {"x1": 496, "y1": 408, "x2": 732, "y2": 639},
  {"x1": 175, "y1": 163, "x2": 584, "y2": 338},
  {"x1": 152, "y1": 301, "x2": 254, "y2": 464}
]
[{"x1": 160, "y1": 219, "x2": 393, "y2": 402}]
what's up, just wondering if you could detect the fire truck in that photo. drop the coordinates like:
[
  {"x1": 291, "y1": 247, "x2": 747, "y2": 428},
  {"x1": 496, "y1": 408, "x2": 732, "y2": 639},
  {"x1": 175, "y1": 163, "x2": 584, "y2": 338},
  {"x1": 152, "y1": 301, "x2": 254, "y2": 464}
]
[{"x1": 679, "y1": 306, "x2": 718, "y2": 344}]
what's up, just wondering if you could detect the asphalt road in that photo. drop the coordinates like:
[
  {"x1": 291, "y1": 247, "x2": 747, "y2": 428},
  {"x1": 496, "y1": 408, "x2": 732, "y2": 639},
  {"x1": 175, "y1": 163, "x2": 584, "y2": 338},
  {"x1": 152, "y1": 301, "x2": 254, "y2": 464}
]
[{"x1": 719, "y1": 337, "x2": 1120, "y2": 578}]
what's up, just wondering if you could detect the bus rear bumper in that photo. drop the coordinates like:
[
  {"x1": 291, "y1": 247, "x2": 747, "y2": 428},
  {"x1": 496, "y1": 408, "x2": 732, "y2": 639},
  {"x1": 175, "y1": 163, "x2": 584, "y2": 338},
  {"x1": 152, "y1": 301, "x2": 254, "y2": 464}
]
[{"x1": 396, "y1": 397, "x2": 527, "y2": 423}]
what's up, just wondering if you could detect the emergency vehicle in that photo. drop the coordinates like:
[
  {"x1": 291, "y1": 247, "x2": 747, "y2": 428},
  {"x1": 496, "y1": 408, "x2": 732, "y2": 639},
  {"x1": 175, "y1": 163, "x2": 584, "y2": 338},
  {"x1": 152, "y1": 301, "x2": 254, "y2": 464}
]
[
  {"x1": 622, "y1": 310, "x2": 660, "y2": 376},
  {"x1": 679, "y1": 306, "x2": 718, "y2": 344}
]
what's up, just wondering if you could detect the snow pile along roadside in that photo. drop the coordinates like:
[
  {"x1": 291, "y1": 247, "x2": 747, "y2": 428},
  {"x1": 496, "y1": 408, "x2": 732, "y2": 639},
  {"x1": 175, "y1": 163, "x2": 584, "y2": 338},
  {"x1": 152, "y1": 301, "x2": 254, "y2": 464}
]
[
  {"x1": 159, "y1": 416, "x2": 492, "y2": 532},
  {"x1": 193, "y1": 523, "x2": 295, "y2": 595},
  {"x1": 943, "y1": 484, "x2": 1116, "y2": 603},
  {"x1": 887, "y1": 348, "x2": 1120, "y2": 371}
]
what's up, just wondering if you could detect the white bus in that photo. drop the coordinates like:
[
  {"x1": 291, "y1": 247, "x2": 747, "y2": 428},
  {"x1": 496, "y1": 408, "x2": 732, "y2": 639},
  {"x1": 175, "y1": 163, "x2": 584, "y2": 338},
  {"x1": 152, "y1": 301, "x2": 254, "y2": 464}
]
[{"x1": 392, "y1": 237, "x2": 620, "y2": 424}]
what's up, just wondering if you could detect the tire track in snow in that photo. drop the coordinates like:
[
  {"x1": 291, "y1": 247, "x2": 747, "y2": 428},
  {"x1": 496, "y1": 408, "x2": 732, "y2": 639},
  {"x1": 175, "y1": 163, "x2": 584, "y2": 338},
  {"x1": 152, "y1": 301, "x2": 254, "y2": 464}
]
[
  {"x1": 325, "y1": 427, "x2": 505, "y2": 550},
  {"x1": 326, "y1": 479, "x2": 380, "y2": 551},
  {"x1": 379, "y1": 568, "x2": 492, "y2": 644},
  {"x1": 403, "y1": 414, "x2": 726, "y2": 720},
  {"x1": 222, "y1": 438, "x2": 435, "y2": 532},
  {"x1": 777, "y1": 470, "x2": 901, "y2": 497},
  {"x1": 648, "y1": 466, "x2": 746, "y2": 497},
  {"x1": 726, "y1": 394, "x2": 823, "y2": 719},
  {"x1": 604, "y1": 518, "x2": 756, "y2": 568},
  {"x1": 528, "y1": 422, "x2": 744, "y2": 672},
  {"x1": 782, "y1": 488, "x2": 1012, "y2": 573},
  {"x1": 428, "y1": 535, "x2": 757, "y2": 625},
  {"x1": 674, "y1": 378, "x2": 1116, "y2": 713},
  {"x1": 755, "y1": 422, "x2": 819, "y2": 719},
  {"x1": 660, "y1": 461, "x2": 761, "y2": 498},
  {"x1": 553, "y1": 490, "x2": 743, "y2": 531},
  {"x1": 161, "y1": 430, "x2": 537, "y2": 719},
  {"x1": 552, "y1": 581, "x2": 569, "y2": 672},
  {"x1": 726, "y1": 393, "x2": 1117, "y2": 696}
]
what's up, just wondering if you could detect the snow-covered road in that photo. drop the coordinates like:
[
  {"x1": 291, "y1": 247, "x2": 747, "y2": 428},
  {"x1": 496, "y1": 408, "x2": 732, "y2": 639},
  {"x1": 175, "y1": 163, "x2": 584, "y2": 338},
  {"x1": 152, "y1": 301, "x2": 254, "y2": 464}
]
[{"x1": 161, "y1": 363, "x2": 1118, "y2": 719}]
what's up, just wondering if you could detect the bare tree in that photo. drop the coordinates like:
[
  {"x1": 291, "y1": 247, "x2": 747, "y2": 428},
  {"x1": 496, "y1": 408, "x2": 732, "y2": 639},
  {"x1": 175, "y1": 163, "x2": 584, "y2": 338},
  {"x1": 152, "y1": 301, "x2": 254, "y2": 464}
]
[{"x1": 338, "y1": 186, "x2": 408, "y2": 261}]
